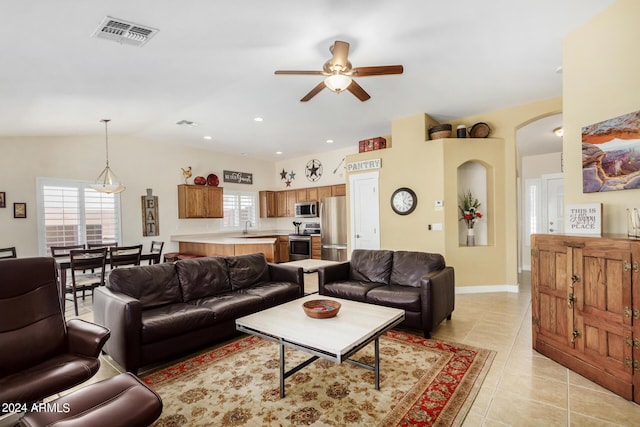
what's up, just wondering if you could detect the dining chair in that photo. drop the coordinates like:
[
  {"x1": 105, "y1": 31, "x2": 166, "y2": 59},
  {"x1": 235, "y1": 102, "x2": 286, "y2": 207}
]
[
  {"x1": 148, "y1": 240, "x2": 164, "y2": 265},
  {"x1": 51, "y1": 244, "x2": 85, "y2": 257},
  {"x1": 109, "y1": 244, "x2": 143, "y2": 269},
  {"x1": 87, "y1": 241, "x2": 118, "y2": 249},
  {"x1": 0, "y1": 246, "x2": 17, "y2": 259},
  {"x1": 68, "y1": 247, "x2": 107, "y2": 316}
]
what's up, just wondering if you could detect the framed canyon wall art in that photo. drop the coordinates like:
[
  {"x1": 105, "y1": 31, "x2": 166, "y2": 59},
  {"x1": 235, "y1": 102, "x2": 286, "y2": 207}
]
[{"x1": 582, "y1": 109, "x2": 640, "y2": 192}]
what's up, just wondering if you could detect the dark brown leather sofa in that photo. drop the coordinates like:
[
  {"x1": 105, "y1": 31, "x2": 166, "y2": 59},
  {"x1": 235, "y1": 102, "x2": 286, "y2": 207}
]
[
  {"x1": 93, "y1": 253, "x2": 303, "y2": 374},
  {"x1": 318, "y1": 249, "x2": 455, "y2": 338},
  {"x1": 0, "y1": 257, "x2": 110, "y2": 407}
]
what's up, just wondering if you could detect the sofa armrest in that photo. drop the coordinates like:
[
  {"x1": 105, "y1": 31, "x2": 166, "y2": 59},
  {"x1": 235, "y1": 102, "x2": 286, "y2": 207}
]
[
  {"x1": 419, "y1": 266, "x2": 455, "y2": 332},
  {"x1": 93, "y1": 287, "x2": 143, "y2": 373},
  {"x1": 268, "y1": 263, "x2": 304, "y2": 296},
  {"x1": 66, "y1": 318, "x2": 111, "y2": 358},
  {"x1": 318, "y1": 262, "x2": 350, "y2": 295}
]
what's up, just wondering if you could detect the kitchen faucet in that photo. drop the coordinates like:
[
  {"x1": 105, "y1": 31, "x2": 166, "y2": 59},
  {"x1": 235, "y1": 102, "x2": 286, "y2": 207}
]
[{"x1": 243, "y1": 220, "x2": 253, "y2": 234}]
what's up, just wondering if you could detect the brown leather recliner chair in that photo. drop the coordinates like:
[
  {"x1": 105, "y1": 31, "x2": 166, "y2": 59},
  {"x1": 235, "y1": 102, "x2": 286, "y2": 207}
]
[{"x1": 0, "y1": 257, "x2": 111, "y2": 407}]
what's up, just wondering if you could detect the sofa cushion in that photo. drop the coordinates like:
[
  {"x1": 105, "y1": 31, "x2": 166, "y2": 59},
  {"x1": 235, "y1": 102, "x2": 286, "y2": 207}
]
[
  {"x1": 390, "y1": 251, "x2": 446, "y2": 288},
  {"x1": 108, "y1": 263, "x2": 182, "y2": 308},
  {"x1": 349, "y1": 249, "x2": 394, "y2": 285},
  {"x1": 175, "y1": 257, "x2": 231, "y2": 301},
  {"x1": 322, "y1": 281, "x2": 385, "y2": 302},
  {"x1": 225, "y1": 253, "x2": 270, "y2": 290},
  {"x1": 244, "y1": 282, "x2": 301, "y2": 307},
  {"x1": 366, "y1": 285, "x2": 422, "y2": 312},
  {"x1": 141, "y1": 303, "x2": 216, "y2": 344},
  {"x1": 190, "y1": 292, "x2": 264, "y2": 322}
]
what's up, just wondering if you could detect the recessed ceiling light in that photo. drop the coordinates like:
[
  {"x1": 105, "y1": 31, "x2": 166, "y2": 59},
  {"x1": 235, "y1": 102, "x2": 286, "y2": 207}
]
[
  {"x1": 326, "y1": 139, "x2": 334, "y2": 144},
  {"x1": 553, "y1": 127, "x2": 564, "y2": 137},
  {"x1": 555, "y1": 66, "x2": 563, "y2": 74},
  {"x1": 254, "y1": 117, "x2": 264, "y2": 122},
  {"x1": 276, "y1": 151, "x2": 282, "y2": 155},
  {"x1": 203, "y1": 136, "x2": 213, "y2": 140}
]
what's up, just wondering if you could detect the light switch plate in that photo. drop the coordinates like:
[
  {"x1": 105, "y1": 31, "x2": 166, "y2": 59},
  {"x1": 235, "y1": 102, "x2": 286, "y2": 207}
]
[{"x1": 434, "y1": 200, "x2": 443, "y2": 207}]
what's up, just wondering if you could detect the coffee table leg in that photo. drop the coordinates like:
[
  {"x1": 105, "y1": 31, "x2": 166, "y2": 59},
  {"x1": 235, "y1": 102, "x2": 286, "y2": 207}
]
[
  {"x1": 279, "y1": 342, "x2": 286, "y2": 398},
  {"x1": 375, "y1": 337, "x2": 380, "y2": 390}
]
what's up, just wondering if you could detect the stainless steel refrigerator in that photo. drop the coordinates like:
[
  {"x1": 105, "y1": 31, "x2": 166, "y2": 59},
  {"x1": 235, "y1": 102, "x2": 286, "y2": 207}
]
[{"x1": 320, "y1": 196, "x2": 347, "y2": 261}]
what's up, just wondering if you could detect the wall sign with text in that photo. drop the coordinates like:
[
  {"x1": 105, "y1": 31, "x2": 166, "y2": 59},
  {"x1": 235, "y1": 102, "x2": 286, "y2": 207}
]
[
  {"x1": 223, "y1": 170, "x2": 253, "y2": 184},
  {"x1": 565, "y1": 203, "x2": 602, "y2": 235}
]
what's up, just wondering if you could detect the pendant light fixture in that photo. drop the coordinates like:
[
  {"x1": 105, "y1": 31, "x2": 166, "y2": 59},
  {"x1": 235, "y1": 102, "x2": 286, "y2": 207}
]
[{"x1": 90, "y1": 119, "x2": 125, "y2": 194}]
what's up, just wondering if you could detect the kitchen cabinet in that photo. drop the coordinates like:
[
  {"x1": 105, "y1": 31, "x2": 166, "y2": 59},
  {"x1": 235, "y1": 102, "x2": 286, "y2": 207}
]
[
  {"x1": 317, "y1": 186, "x2": 333, "y2": 200},
  {"x1": 296, "y1": 189, "x2": 309, "y2": 202},
  {"x1": 275, "y1": 190, "x2": 296, "y2": 217},
  {"x1": 259, "y1": 191, "x2": 276, "y2": 218},
  {"x1": 177, "y1": 185, "x2": 223, "y2": 218},
  {"x1": 332, "y1": 184, "x2": 346, "y2": 196},
  {"x1": 277, "y1": 236, "x2": 290, "y2": 263},
  {"x1": 531, "y1": 234, "x2": 640, "y2": 403},
  {"x1": 311, "y1": 235, "x2": 321, "y2": 260}
]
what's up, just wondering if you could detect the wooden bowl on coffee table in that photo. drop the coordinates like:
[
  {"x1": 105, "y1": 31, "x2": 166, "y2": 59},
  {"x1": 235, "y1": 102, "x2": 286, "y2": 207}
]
[{"x1": 303, "y1": 299, "x2": 341, "y2": 319}]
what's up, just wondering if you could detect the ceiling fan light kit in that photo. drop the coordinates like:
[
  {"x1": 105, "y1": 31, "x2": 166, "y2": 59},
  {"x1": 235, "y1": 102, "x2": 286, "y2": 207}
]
[{"x1": 275, "y1": 40, "x2": 403, "y2": 102}]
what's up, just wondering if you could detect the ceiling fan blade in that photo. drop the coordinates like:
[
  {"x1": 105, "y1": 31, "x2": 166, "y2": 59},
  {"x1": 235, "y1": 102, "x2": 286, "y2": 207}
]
[
  {"x1": 330, "y1": 41, "x2": 350, "y2": 69},
  {"x1": 300, "y1": 81, "x2": 326, "y2": 102},
  {"x1": 275, "y1": 70, "x2": 324, "y2": 75},
  {"x1": 347, "y1": 80, "x2": 371, "y2": 102},
  {"x1": 352, "y1": 65, "x2": 404, "y2": 76}
]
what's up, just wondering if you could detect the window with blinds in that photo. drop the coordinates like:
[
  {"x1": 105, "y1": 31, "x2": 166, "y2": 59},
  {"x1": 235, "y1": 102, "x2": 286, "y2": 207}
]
[
  {"x1": 37, "y1": 177, "x2": 122, "y2": 256},
  {"x1": 223, "y1": 191, "x2": 257, "y2": 229}
]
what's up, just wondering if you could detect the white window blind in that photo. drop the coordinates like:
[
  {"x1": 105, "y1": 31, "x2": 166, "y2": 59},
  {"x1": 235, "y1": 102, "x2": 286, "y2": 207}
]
[
  {"x1": 223, "y1": 191, "x2": 257, "y2": 229},
  {"x1": 37, "y1": 177, "x2": 122, "y2": 255}
]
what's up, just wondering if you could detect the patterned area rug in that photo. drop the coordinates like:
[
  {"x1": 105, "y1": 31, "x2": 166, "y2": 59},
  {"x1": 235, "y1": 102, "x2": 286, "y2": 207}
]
[{"x1": 143, "y1": 331, "x2": 495, "y2": 426}]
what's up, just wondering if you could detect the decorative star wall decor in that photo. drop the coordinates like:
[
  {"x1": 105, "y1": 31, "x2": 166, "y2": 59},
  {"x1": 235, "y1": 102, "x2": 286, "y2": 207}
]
[
  {"x1": 305, "y1": 159, "x2": 323, "y2": 182},
  {"x1": 280, "y1": 169, "x2": 288, "y2": 180},
  {"x1": 285, "y1": 179, "x2": 292, "y2": 187},
  {"x1": 289, "y1": 171, "x2": 296, "y2": 180}
]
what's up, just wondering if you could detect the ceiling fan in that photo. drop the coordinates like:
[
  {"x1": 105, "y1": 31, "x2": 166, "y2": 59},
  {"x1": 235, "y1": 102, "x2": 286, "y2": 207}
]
[{"x1": 275, "y1": 40, "x2": 403, "y2": 102}]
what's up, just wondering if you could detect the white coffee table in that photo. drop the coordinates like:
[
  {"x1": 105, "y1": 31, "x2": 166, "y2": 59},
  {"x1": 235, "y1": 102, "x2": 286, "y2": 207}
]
[{"x1": 236, "y1": 294, "x2": 404, "y2": 398}]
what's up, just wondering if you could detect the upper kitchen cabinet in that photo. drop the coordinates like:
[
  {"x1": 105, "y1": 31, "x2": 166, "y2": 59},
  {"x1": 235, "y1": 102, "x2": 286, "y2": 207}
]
[
  {"x1": 178, "y1": 185, "x2": 223, "y2": 218},
  {"x1": 317, "y1": 186, "x2": 333, "y2": 200},
  {"x1": 332, "y1": 184, "x2": 346, "y2": 196},
  {"x1": 259, "y1": 191, "x2": 276, "y2": 218},
  {"x1": 276, "y1": 190, "x2": 296, "y2": 217},
  {"x1": 296, "y1": 189, "x2": 309, "y2": 202}
]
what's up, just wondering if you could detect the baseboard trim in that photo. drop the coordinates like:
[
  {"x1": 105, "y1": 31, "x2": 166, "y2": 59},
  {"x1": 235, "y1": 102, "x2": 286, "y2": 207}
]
[{"x1": 455, "y1": 284, "x2": 520, "y2": 294}]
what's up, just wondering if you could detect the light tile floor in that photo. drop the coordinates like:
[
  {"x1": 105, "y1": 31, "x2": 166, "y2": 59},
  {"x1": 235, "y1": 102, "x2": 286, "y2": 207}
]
[{"x1": 16, "y1": 273, "x2": 640, "y2": 426}]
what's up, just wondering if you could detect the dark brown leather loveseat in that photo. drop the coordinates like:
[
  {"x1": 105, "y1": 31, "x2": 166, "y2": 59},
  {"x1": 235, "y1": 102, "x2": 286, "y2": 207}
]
[
  {"x1": 318, "y1": 249, "x2": 454, "y2": 338},
  {"x1": 93, "y1": 253, "x2": 303, "y2": 374}
]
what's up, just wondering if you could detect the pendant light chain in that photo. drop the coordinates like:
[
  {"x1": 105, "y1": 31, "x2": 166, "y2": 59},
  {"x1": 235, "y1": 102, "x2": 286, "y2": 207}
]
[{"x1": 102, "y1": 119, "x2": 111, "y2": 168}]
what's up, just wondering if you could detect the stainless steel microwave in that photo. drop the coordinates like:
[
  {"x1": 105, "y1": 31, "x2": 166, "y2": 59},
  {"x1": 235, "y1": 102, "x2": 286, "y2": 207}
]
[{"x1": 295, "y1": 201, "x2": 318, "y2": 218}]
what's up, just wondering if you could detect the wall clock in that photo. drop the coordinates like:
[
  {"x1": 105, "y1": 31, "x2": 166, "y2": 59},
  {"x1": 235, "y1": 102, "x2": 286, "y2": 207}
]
[
  {"x1": 305, "y1": 159, "x2": 323, "y2": 182},
  {"x1": 391, "y1": 187, "x2": 417, "y2": 215}
]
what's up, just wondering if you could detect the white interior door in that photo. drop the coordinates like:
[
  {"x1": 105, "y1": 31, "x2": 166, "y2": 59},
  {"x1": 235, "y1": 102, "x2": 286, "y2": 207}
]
[
  {"x1": 349, "y1": 171, "x2": 380, "y2": 250},
  {"x1": 542, "y1": 173, "x2": 564, "y2": 234}
]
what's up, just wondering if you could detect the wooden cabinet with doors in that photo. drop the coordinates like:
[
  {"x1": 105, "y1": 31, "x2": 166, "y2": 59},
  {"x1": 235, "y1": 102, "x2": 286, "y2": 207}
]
[
  {"x1": 177, "y1": 185, "x2": 223, "y2": 218},
  {"x1": 259, "y1": 191, "x2": 276, "y2": 218},
  {"x1": 311, "y1": 235, "x2": 321, "y2": 259},
  {"x1": 275, "y1": 190, "x2": 296, "y2": 217},
  {"x1": 296, "y1": 189, "x2": 309, "y2": 202},
  {"x1": 317, "y1": 186, "x2": 333, "y2": 200},
  {"x1": 332, "y1": 184, "x2": 346, "y2": 196},
  {"x1": 277, "y1": 235, "x2": 289, "y2": 263},
  {"x1": 531, "y1": 234, "x2": 640, "y2": 403}
]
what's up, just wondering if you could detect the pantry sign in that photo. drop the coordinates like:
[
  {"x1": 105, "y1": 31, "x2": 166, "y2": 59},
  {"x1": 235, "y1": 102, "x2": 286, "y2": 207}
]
[{"x1": 347, "y1": 158, "x2": 381, "y2": 172}]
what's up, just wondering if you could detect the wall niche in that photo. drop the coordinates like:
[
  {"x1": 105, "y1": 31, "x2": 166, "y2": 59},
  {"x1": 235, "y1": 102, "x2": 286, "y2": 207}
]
[{"x1": 457, "y1": 160, "x2": 491, "y2": 246}]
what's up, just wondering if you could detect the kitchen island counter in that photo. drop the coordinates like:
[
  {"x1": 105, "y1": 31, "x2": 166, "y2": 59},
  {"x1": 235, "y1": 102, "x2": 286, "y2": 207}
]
[{"x1": 171, "y1": 231, "x2": 292, "y2": 262}]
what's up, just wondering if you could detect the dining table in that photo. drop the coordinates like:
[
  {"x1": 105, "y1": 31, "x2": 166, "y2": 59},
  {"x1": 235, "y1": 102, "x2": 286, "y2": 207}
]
[{"x1": 55, "y1": 251, "x2": 157, "y2": 312}]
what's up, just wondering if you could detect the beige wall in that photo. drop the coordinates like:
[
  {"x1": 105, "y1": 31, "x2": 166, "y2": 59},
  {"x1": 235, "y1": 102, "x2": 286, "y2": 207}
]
[
  {"x1": 0, "y1": 135, "x2": 275, "y2": 257},
  {"x1": 563, "y1": 0, "x2": 640, "y2": 232}
]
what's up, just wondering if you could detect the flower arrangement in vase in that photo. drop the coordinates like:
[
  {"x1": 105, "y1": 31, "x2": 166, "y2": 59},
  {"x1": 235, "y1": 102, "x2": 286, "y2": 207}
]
[{"x1": 458, "y1": 190, "x2": 482, "y2": 246}]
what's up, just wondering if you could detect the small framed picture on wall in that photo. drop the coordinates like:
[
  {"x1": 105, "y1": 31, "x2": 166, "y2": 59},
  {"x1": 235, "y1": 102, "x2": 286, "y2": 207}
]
[
  {"x1": 13, "y1": 202, "x2": 26, "y2": 218},
  {"x1": 0, "y1": 192, "x2": 5, "y2": 208}
]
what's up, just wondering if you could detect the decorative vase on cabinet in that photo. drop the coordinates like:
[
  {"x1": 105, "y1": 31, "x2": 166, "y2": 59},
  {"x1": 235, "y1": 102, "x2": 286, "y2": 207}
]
[{"x1": 466, "y1": 229, "x2": 475, "y2": 246}]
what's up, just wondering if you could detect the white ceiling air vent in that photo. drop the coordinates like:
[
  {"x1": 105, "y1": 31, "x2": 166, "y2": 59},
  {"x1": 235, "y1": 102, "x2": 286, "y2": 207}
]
[{"x1": 91, "y1": 16, "x2": 158, "y2": 47}]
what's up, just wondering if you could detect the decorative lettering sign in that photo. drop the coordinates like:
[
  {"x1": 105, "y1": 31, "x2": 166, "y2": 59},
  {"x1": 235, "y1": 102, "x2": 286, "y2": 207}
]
[
  {"x1": 565, "y1": 203, "x2": 602, "y2": 235},
  {"x1": 347, "y1": 158, "x2": 382, "y2": 172},
  {"x1": 223, "y1": 170, "x2": 253, "y2": 185}
]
